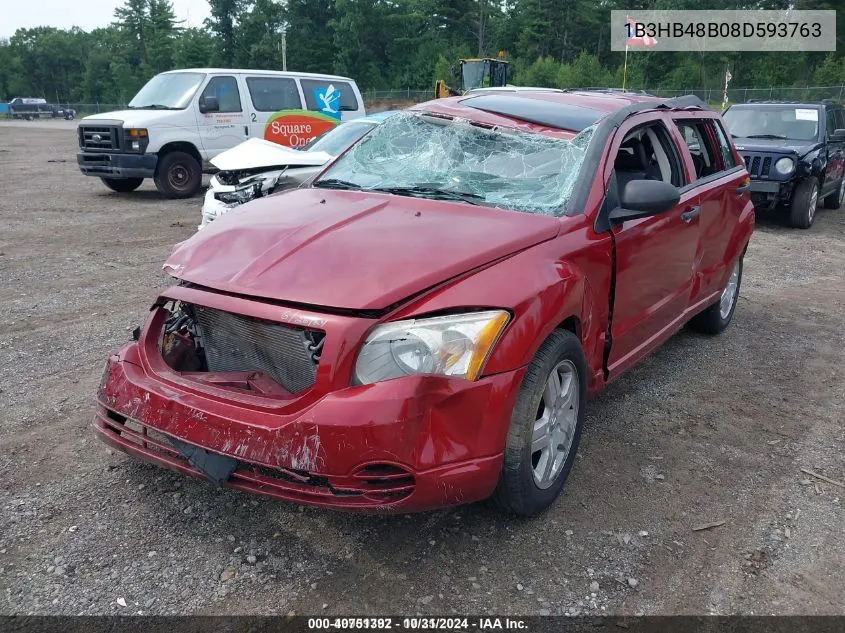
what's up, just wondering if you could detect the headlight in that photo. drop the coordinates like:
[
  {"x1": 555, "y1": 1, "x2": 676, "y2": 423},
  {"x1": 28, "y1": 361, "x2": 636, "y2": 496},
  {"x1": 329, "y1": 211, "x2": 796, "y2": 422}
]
[
  {"x1": 215, "y1": 184, "x2": 260, "y2": 205},
  {"x1": 353, "y1": 310, "x2": 510, "y2": 385},
  {"x1": 774, "y1": 157, "x2": 794, "y2": 175},
  {"x1": 124, "y1": 128, "x2": 148, "y2": 153}
]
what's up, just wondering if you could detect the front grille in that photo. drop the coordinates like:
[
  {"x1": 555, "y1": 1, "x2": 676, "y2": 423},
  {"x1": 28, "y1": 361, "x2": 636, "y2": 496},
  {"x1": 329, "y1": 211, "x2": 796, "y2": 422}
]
[
  {"x1": 742, "y1": 153, "x2": 776, "y2": 178},
  {"x1": 192, "y1": 305, "x2": 322, "y2": 394},
  {"x1": 79, "y1": 125, "x2": 119, "y2": 151}
]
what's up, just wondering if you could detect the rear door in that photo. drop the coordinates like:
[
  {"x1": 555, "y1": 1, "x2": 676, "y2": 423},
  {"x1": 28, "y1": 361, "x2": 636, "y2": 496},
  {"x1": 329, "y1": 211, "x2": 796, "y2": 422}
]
[
  {"x1": 196, "y1": 74, "x2": 250, "y2": 158},
  {"x1": 671, "y1": 114, "x2": 748, "y2": 305},
  {"x1": 244, "y1": 75, "x2": 304, "y2": 141},
  {"x1": 823, "y1": 106, "x2": 845, "y2": 196},
  {"x1": 605, "y1": 113, "x2": 700, "y2": 378}
]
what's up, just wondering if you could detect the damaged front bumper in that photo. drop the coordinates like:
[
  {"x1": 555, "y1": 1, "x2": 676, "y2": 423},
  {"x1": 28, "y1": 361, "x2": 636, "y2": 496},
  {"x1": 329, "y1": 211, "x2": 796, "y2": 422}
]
[{"x1": 93, "y1": 285, "x2": 523, "y2": 512}]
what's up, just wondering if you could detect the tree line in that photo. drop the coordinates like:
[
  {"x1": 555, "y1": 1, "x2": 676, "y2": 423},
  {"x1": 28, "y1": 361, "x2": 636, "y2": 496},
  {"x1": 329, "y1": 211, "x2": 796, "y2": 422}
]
[{"x1": 1, "y1": 0, "x2": 843, "y2": 106}]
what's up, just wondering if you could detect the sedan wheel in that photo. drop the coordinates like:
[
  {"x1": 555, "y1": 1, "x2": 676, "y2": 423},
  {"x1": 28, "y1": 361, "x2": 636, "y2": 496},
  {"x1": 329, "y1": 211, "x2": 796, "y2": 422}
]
[
  {"x1": 493, "y1": 329, "x2": 587, "y2": 516},
  {"x1": 719, "y1": 260, "x2": 741, "y2": 320},
  {"x1": 532, "y1": 360, "x2": 579, "y2": 489}
]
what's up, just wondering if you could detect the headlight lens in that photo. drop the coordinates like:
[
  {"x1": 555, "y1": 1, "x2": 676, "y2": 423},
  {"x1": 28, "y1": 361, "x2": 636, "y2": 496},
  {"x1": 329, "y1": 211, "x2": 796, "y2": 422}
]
[
  {"x1": 215, "y1": 184, "x2": 260, "y2": 205},
  {"x1": 353, "y1": 310, "x2": 510, "y2": 385},
  {"x1": 774, "y1": 157, "x2": 794, "y2": 175}
]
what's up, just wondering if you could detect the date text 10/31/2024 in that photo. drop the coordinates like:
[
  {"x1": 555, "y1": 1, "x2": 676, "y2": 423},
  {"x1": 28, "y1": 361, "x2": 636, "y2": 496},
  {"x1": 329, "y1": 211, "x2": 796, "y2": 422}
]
[{"x1": 307, "y1": 617, "x2": 529, "y2": 630}]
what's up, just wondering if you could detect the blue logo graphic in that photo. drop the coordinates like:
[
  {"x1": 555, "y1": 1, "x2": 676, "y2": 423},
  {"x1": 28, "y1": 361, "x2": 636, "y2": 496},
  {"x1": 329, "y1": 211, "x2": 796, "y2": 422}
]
[{"x1": 315, "y1": 85, "x2": 341, "y2": 120}]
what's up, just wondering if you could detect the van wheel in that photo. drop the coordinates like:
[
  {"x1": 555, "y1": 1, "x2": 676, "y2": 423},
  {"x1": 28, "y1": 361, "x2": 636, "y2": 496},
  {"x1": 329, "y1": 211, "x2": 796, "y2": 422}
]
[
  {"x1": 101, "y1": 177, "x2": 144, "y2": 193},
  {"x1": 689, "y1": 257, "x2": 743, "y2": 335},
  {"x1": 789, "y1": 178, "x2": 818, "y2": 228},
  {"x1": 154, "y1": 151, "x2": 201, "y2": 198},
  {"x1": 492, "y1": 329, "x2": 587, "y2": 517}
]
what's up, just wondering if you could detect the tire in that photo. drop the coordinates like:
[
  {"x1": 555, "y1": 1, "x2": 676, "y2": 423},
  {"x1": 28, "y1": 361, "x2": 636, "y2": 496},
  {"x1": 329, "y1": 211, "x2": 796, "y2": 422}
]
[
  {"x1": 154, "y1": 151, "x2": 202, "y2": 199},
  {"x1": 823, "y1": 177, "x2": 845, "y2": 209},
  {"x1": 100, "y1": 177, "x2": 144, "y2": 193},
  {"x1": 492, "y1": 329, "x2": 587, "y2": 517},
  {"x1": 689, "y1": 256, "x2": 743, "y2": 335},
  {"x1": 789, "y1": 178, "x2": 818, "y2": 229}
]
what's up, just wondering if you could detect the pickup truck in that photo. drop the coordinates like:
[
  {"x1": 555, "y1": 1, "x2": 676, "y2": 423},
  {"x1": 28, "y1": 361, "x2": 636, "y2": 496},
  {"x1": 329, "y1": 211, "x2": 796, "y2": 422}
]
[{"x1": 94, "y1": 91, "x2": 754, "y2": 516}]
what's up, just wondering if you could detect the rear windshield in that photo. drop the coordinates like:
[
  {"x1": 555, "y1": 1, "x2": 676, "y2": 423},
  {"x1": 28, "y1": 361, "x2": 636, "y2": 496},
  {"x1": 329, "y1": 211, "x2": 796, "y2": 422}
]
[{"x1": 723, "y1": 106, "x2": 820, "y2": 141}]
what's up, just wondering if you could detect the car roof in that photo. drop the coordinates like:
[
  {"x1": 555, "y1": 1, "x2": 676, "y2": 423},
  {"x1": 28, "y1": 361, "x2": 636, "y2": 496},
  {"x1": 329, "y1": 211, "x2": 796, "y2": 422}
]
[
  {"x1": 162, "y1": 68, "x2": 356, "y2": 82},
  {"x1": 417, "y1": 90, "x2": 707, "y2": 134},
  {"x1": 728, "y1": 101, "x2": 839, "y2": 109}
]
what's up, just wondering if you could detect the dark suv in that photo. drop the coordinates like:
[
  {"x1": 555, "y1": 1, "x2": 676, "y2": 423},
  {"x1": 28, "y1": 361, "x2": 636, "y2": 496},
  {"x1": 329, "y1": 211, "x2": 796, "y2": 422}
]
[{"x1": 722, "y1": 101, "x2": 845, "y2": 228}]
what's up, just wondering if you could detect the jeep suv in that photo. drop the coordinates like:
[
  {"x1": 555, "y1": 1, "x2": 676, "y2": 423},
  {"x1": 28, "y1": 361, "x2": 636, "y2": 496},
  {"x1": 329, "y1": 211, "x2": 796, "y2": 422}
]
[{"x1": 722, "y1": 101, "x2": 845, "y2": 228}]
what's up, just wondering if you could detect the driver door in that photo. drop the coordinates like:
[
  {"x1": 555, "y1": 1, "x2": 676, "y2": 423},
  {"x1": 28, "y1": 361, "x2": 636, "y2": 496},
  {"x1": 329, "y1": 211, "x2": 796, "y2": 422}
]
[
  {"x1": 605, "y1": 114, "x2": 700, "y2": 379},
  {"x1": 197, "y1": 74, "x2": 250, "y2": 159}
]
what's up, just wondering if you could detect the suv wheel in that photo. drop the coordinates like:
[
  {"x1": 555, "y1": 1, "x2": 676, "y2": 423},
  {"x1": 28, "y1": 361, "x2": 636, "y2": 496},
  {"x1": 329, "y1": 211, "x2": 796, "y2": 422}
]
[
  {"x1": 101, "y1": 177, "x2": 144, "y2": 193},
  {"x1": 789, "y1": 178, "x2": 818, "y2": 229},
  {"x1": 492, "y1": 329, "x2": 587, "y2": 516},
  {"x1": 154, "y1": 151, "x2": 202, "y2": 198},
  {"x1": 689, "y1": 257, "x2": 743, "y2": 334},
  {"x1": 823, "y1": 177, "x2": 845, "y2": 209}
]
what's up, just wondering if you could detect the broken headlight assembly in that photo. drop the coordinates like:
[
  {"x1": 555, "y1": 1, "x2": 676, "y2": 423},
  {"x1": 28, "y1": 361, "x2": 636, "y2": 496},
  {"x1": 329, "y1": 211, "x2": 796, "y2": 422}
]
[
  {"x1": 213, "y1": 172, "x2": 282, "y2": 206},
  {"x1": 353, "y1": 310, "x2": 509, "y2": 385}
]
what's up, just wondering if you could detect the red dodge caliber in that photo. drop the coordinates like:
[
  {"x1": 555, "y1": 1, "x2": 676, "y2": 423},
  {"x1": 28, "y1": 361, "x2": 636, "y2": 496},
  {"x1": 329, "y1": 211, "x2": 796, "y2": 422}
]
[{"x1": 95, "y1": 91, "x2": 754, "y2": 515}]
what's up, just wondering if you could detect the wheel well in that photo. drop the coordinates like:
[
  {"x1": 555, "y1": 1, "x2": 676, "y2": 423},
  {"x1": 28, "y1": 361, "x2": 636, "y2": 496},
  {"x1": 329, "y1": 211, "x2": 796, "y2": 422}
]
[
  {"x1": 157, "y1": 142, "x2": 202, "y2": 168},
  {"x1": 556, "y1": 316, "x2": 581, "y2": 340}
]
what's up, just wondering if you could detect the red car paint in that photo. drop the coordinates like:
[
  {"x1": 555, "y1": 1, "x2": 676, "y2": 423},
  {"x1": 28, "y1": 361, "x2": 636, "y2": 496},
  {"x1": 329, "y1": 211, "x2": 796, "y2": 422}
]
[{"x1": 94, "y1": 91, "x2": 754, "y2": 512}]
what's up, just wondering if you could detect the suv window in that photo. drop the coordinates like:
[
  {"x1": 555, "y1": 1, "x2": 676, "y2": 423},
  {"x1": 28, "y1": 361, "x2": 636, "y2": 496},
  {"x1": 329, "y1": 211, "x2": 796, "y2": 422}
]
[
  {"x1": 835, "y1": 107, "x2": 845, "y2": 131},
  {"x1": 200, "y1": 76, "x2": 241, "y2": 113},
  {"x1": 674, "y1": 120, "x2": 720, "y2": 180},
  {"x1": 614, "y1": 122, "x2": 685, "y2": 190},
  {"x1": 300, "y1": 79, "x2": 359, "y2": 113},
  {"x1": 712, "y1": 121, "x2": 737, "y2": 169},
  {"x1": 246, "y1": 77, "x2": 302, "y2": 112}
]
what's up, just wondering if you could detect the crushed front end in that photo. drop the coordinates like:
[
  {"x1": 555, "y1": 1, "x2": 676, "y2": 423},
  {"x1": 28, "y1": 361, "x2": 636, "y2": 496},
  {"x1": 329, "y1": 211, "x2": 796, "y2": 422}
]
[{"x1": 94, "y1": 283, "x2": 523, "y2": 512}]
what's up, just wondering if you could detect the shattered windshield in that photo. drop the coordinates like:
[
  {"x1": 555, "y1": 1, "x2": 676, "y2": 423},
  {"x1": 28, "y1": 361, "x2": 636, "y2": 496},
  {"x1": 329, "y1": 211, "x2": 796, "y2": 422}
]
[{"x1": 315, "y1": 112, "x2": 595, "y2": 216}]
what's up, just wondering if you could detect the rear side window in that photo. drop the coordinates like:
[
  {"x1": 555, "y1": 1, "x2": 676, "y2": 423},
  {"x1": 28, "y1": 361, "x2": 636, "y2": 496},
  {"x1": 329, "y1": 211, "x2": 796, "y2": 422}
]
[
  {"x1": 300, "y1": 79, "x2": 359, "y2": 112},
  {"x1": 711, "y1": 121, "x2": 737, "y2": 169},
  {"x1": 201, "y1": 76, "x2": 241, "y2": 113},
  {"x1": 826, "y1": 108, "x2": 837, "y2": 137},
  {"x1": 246, "y1": 77, "x2": 302, "y2": 112},
  {"x1": 835, "y1": 108, "x2": 845, "y2": 131},
  {"x1": 674, "y1": 120, "x2": 721, "y2": 180}
]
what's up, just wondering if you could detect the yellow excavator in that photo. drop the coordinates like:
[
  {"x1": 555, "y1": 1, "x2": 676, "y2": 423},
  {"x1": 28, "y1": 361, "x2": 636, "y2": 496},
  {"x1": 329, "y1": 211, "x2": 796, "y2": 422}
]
[{"x1": 435, "y1": 57, "x2": 509, "y2": 99}]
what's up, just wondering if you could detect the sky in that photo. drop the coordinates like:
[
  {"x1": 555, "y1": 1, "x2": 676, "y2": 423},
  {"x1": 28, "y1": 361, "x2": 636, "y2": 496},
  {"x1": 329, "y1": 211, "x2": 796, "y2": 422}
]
[{"x1": 0, "y1": 0, "x2": 211, "y2": 39}]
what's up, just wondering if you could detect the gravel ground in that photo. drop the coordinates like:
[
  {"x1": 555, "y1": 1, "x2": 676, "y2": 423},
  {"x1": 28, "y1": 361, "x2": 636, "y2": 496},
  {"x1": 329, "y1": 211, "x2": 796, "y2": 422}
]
[{"x1": 0, "y1": 120, "x2": 843, "y2": 616}]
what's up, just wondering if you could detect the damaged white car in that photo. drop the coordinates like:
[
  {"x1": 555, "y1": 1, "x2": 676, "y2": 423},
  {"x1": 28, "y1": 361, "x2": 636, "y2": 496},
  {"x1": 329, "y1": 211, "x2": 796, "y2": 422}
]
[{"x1": 199, "y1": 111, "x2": 397, "y2": 229}]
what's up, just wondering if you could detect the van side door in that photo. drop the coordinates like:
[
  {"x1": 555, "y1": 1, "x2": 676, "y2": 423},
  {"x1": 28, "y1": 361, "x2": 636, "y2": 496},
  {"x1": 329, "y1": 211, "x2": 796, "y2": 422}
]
[
  {"x1": 243, "y1": 75, "x2": 314, "y2": 146},
  {"x1": 196, "y1": 74, "x2": 249, "y2": 159}
]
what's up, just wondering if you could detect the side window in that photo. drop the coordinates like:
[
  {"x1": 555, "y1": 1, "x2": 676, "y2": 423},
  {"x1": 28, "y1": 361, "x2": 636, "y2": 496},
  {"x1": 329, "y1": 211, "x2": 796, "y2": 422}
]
[
  {"x1": 246, "y1": 77, "x2": 302, "y2": 112},
  {"x1": 674, "y1": 120, "x2": 720, "y2": 180},
  {"x1": 712, "y1": 120, "x2": 737, "y2": 169},
  {"x1": 826, "y1": 108, "x2": 837, "y2": 138},
  {"x1": 834, "y1": 108, "x2": 845, "y2": 132},
  {"x1": 200, "y1": 76, "x2": 241, "y2": 113},
  {"x1": 299, "y1": 79, "x2": 359, "y2": 113},
  {"x1": 614, "y1": 122, "x2": 684, "y2": 191}
]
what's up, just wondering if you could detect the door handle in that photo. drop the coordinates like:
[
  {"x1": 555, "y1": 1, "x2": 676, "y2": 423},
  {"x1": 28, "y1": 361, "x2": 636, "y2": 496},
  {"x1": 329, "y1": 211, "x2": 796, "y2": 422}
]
[
  {"x1": 681, "y1": 206, "x2": 701, "y2": 223},
  {"x1": 244, "y1": 125, "x2": 249, "y2": 137},
  {"x1": 736, "y1": 183, "x2": 750, "y2": 194}
]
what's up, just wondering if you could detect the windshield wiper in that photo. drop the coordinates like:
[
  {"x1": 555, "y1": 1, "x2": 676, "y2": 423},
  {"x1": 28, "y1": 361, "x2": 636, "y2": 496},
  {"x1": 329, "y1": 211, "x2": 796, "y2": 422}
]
[
  {"x1": 745, "y1": 134, "x2": 788, "y2": 139},
  {"x1": 313, "y1": 178, "x2": 362, "y2": 190},
  {"x1": 128, "y1": 104, "x2": 177, "y2": 110},
  {"x1": 371, "y1": 185, "x2": 485, "y2": 206}
]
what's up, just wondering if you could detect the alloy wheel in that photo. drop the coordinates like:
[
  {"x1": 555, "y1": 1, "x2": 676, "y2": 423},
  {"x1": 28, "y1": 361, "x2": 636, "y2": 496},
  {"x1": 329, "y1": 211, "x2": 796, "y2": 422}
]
[{"x1": 531, "y1": 360, "x2": 579, "y2": 489}]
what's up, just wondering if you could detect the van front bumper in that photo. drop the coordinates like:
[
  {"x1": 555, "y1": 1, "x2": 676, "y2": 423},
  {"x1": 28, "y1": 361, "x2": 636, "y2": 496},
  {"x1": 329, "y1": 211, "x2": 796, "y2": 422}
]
[{"x1": 77, "y1": 152, "x2": 158, "y2": 179}]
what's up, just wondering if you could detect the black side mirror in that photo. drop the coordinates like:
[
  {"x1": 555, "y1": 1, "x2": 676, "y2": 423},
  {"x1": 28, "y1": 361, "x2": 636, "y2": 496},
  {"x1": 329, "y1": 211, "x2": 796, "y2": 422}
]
[
  {"x1": 609, "y1": 179, "x2": 680, "y2": 223},
  {"x1": 199, "y1": 96, "x2": 219, "y2": 114},
  {"x1": 830, "y1": 128, "x2": 845, "y2": 142}
]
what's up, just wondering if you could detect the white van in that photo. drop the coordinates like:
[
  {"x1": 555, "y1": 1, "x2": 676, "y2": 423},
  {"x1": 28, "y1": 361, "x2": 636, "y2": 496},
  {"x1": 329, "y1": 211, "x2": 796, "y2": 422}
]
[{"x1": 76, "y1": 68, "x2": 365, "y2": 198}]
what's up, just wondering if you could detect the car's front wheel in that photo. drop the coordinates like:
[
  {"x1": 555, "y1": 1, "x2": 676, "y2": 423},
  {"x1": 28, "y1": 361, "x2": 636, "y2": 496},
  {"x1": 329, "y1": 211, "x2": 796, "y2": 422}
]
[
  {"x1": 154, "y1": 151, "x2": 202, "y2": 198},
  {"x1": 492, "y1": 329, "x2": 587, "y2": 516},
  {"x1": 789, "y1": 178, "x2": 818, "y2": 229},
  {"x1": 101, "y1": 177, "x2": 144, "y2": 193}
]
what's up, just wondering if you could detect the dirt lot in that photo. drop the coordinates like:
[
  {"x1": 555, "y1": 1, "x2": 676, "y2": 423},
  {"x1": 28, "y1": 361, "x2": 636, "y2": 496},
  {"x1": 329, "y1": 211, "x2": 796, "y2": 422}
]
[{"x1": 0, "y1": 120, "x2": 843, "y2": 616}]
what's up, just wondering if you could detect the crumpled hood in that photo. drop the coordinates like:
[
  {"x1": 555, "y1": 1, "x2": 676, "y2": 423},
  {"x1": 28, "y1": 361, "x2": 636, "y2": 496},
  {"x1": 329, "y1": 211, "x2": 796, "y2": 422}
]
[
  {"x1": 733, "y1": 137, "x2": 820, "y2": 158},
  {"x1": 210, "y1": 138, "x2": 332, "y2": 171},
  {"x1": 164, "y1": 188, "x2": 560, "y2": 310}
]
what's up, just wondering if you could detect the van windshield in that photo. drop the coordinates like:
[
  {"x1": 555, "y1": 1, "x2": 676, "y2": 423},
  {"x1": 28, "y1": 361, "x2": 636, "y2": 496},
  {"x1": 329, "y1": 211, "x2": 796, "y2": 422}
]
[{"x1": 128, "y1": 73, "x2": 205, "y2": 110}]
